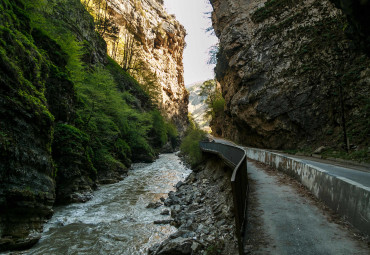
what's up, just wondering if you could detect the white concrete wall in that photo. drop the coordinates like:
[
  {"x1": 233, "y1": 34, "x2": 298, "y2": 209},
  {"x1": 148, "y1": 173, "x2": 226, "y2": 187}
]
[{"x1": 245, "y1": 148, "x2": 370, "y2": 236}]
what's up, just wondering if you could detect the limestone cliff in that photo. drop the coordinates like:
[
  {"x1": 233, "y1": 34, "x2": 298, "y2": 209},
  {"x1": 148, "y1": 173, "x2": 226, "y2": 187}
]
[
  {"x1": 210, "y1": 0, "x2": 370, "y2": 155},
  {"x1": 188, "y1": 81, "x2": 211, "y2": 132},
  {"x1": 93, "y1": 0, "x2": 188, "y2": 132}
]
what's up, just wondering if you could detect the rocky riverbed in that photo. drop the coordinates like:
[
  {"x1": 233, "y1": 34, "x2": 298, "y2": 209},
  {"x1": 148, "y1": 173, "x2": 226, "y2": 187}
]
[
  {"x1": 10, "y1": 153, "x2": 191, "y2": 255},
  {"x1": 149, "y1": 155, "x2": 238, "y2": 255}
]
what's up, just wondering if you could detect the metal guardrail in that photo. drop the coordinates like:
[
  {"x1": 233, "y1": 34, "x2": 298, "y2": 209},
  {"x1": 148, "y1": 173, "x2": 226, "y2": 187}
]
[{"x1": 199, "y1": 141, "x2": 248, "y2": 255}]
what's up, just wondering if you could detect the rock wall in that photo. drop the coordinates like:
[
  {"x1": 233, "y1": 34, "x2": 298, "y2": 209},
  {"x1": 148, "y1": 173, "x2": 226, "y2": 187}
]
[
  {"x1": 0, "y1": 0, "x2": 55, "y2": 250},
  {"x1": 104, "y1": 0, "x2": 188, "y2": 132},
  {"x1": 210, "y1": 0, "x2": 370, "y2": 151},
  {"x1": 329, "y1": 0, "x2": 370, "y2": 54},
  {"x1": 188, "y1": 81, "x2": 211, "y2": 132}
]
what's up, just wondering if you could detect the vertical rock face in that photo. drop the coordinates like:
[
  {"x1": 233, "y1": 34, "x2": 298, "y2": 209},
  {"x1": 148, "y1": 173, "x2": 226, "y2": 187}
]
[
  {"x1": 0, "y1": 1, "x2": 55, "y2": 250},
  {"x1": 104, "y1": 0, "x2": 188, "y2": 132},
  {"x1": 329, "y1": 0, "x2": 370, "y2": 54},
  {"x1": 210, "y1": 0, "x2": 370, "y2": 150},
  {"x1": 188, "y1": 81, "x2": 211, "y2": 132}
]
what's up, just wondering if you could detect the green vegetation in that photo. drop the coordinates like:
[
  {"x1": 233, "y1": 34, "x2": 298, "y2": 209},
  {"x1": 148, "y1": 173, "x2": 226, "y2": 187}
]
[
  {"x1": 180, "y1": 115, "x2": 206, "y2": 167},
  {"x1": 82, "y1": 0, "x2": 163, "y2": 106},
  {"x1": 200, "y1": 79, "x2": 225, "y2": 120},
  {"x1": 0, "y1": 0, "x2": 54, "y2": 153},
  {"x1": 203, "y1": 237, "x2": 224, "y2": 255},
  {"x1": 0, "y1": 0, "x2": 179, "y2": 190}
]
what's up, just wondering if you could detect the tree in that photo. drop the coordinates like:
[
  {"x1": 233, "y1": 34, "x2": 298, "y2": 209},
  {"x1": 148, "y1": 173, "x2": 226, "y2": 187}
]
[
  {"x1": 200, "y1": 79, "x2": 225, "y2": 119},
  {"x1": 207, "y1": 44, "x2": 219, "y2": 65},
  {"x1": 82, "y1": 0, "x2": 119, "y2": 39}
]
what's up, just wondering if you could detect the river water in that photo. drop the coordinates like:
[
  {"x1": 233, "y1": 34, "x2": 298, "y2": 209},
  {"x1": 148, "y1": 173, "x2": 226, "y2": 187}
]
[{"x1": 20, "y1": 153, "x2": 191, "y2": 255}]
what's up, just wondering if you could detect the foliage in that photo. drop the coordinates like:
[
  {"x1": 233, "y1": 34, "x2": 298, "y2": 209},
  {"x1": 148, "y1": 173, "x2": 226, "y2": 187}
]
[
  {"x1": 132, "y1": 60, "x2": 163, "y2": 107},
  {"x1": 117, "y1": 31, "x2": 137, "y2": 72},
  {"x1": 207, "y1": 44, "x2": 219, "y2": 65},
  {"x1": 148, "y1": 110, "x2": 179, "y2": 149},
  {"x1": 212, "y1": 96, "x2": 225, "y2": 115},
  {"x1": 105, "y1": 56, "x2": 150, "y2": 106},
  {"x1": 165, "y1": 120, "x2": 178, "y2": 147},
  {"x1": 200, "y1": 79, "x2": 225, "y2": 119},
  {"x1": 150, "y1": 110, "x2": 168, "y2": 148},
  {"x1": 81, "y1": 0, "x2": 119, "y2": 39},
  {"x1": 52, "y1": 123, "x2": 96, "y2": 178},
  {"x1": 81, "y1": 0, "x2": 163, "y2": 106},
  {"x1": 76, "y1": 66, "x2": 156, "y2": 163},
  {"x1": 20, "y1": 0, "x2": 176, "y2": 176},
  {"x1": 180, "y1": 115, "x2": 206, "y2": 167},
  {"x1": 0, "y1": 0, "x2": 54, "y2": 153}
]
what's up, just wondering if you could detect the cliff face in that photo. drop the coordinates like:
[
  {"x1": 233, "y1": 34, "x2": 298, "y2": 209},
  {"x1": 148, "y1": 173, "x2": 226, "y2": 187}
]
[
  {"x1": 102, "y1": 0, "x2": 188, "y2": 132},
  {"x1": 329, "y1": 0, "x2": 370, "y2": 55},
  {"x1": 210, "y1": 0, "x2": 370, "y2": 152},
  {"x1": 0, "y1": 0, "x2": 55, "y2": 250},
  {"x1": 188, "y1": 82, "x2": 211, "y2": 132}
]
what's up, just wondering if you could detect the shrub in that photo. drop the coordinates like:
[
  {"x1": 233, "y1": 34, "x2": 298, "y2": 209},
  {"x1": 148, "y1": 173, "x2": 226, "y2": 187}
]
[
  {"x1": 200, "y1": 79, "x2": 225, "y2": 119},
  {"x1": 180, "y1": 116, "x2": 206, "y2": 167},
  {"x1": 150, "y1": 110, "x2": 168, "y2": 148},
  {"x1": 212, "y1": 95, "x2": 225, "y2": 115},
  {"x1": 166, "y1": 121, "x2": 178, "y2": 147}
]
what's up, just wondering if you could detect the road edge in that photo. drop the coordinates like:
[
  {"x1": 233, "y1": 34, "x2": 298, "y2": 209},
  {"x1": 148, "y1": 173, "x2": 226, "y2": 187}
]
[{"x1": 245, "y1": 147, "x2": 370, "y2": 237}]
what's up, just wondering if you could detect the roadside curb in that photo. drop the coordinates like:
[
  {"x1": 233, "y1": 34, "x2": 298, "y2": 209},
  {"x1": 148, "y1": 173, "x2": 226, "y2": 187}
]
[{"x1": 245, "y1": 147, "x2": 370, "y2": 236}]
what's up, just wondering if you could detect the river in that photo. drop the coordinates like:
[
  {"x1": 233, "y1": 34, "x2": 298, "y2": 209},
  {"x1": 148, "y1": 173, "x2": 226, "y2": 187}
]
[{"x1": 17, "y1": 153, "x2": 191, "y2": 255}]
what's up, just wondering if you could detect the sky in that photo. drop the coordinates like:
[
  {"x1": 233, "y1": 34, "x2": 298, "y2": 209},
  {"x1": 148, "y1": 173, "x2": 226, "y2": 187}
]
[{"x1": 163, "y1": 0, "x2": 218, "y2": 87}]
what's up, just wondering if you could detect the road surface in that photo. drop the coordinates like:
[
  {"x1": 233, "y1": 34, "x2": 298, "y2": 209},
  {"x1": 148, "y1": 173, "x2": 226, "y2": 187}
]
[{"x1": 246, "y1": 161, "x2": 369, "y2": 254}]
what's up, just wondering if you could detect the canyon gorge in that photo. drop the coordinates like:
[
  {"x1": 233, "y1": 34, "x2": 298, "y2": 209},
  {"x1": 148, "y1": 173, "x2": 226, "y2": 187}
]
[{"x1": 1, "y1": 0, "x2": 369, "y2": 253}]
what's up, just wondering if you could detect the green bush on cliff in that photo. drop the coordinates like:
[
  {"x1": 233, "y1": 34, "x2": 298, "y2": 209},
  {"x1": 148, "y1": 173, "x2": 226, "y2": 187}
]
[
  {"x1": 150, "y1": 110, "x2": 168, "y2": 147},
  {"x1": 52, "y1": 123, "x2": 96, "y2": 179},
  {"x1": 200, "y1": 79, "x2": 225, "y2": 120},
  {"x1": 211, "y1": 96, "x2": 225, "y2": 115},
  {"x1": 0, "y1": 0, "x2": 55, "y2": 155},
  {"x1": 75, "y1": 66, "x2": 156, "y2": 163},
  {"x1": 180, "y1": 115, "x2": 206, "y2": 167},
  {"x1": 165, "y1": 121, "x2": 178, "y2": 147}
]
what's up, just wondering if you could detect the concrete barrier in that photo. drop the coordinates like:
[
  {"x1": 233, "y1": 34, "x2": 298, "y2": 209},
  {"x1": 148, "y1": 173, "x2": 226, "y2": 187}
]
[{"x1": 245, "y1": 147, "x2": 370, "y2": 236}]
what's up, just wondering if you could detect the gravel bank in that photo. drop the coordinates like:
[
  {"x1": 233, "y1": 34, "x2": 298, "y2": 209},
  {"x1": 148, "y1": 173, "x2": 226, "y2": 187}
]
[{"x1": 149, "y1": 155, "x2": 239, "y2": 255}]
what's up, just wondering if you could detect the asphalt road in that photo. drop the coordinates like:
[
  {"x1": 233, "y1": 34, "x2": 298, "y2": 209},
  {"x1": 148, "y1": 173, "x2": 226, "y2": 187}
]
[
  {"x1": 293, "y1": 158, "x2": 370, "y2": 187},
  {"x1": 247, "y1": 161, "x2": 369, "y2": 254}
]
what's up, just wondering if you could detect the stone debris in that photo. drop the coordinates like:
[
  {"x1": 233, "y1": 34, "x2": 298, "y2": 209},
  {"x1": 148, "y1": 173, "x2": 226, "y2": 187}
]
[
  {"x1": 149, "y1": 157, "x2": 238, "y2": 255},
  {"x1": 154, "y1": 219, "x2": 173, "y2": 225},
  {"x1": 146, "y1": 202, "x2": 163, "y2": 209},
  {"x1": 160, "y1": 209, "x2": 170, "y2": 215}
]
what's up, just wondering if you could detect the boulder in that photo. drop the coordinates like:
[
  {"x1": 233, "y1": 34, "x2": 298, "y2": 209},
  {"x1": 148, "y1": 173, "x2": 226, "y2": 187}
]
[{"x1": 151, "y1": 237, "x2": 193, "y2": 255}]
